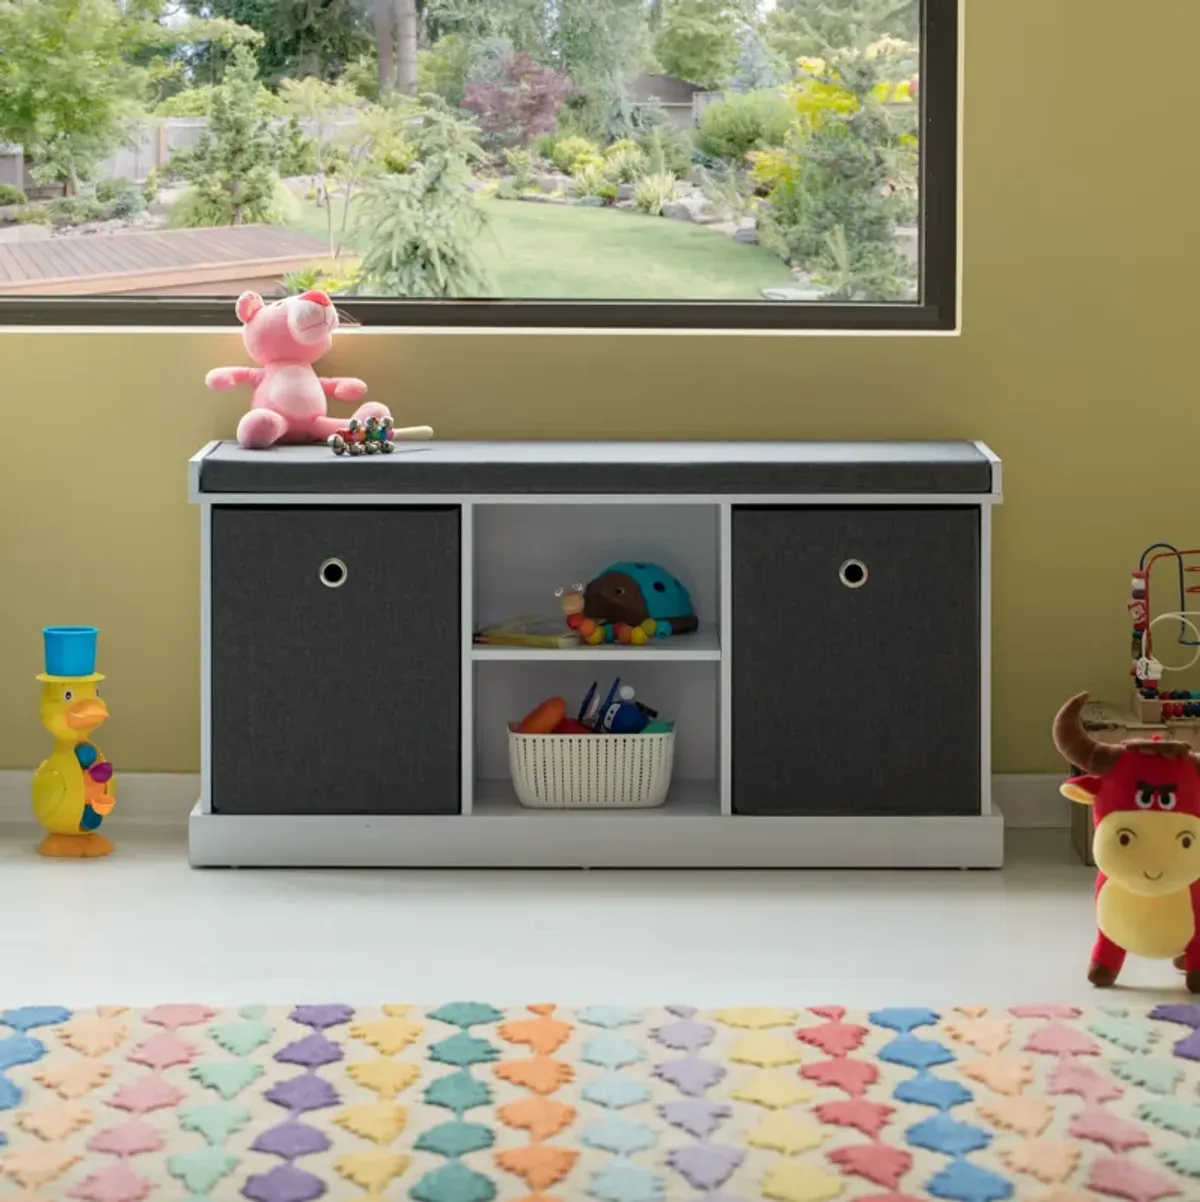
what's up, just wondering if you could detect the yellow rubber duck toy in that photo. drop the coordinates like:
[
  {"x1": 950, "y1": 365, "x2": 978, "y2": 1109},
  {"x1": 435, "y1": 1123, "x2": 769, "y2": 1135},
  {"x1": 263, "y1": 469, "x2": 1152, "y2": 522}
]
[{"x1": 32, "y1": 626, "x2": 116, "y2": 858}]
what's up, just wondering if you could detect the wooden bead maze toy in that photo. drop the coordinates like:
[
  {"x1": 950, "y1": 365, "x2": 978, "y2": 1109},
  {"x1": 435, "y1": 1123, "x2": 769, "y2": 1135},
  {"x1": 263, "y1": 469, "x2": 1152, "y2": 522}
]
[{"x1": 1129, "y1": 543, "x2": 1200, "y2": 731}]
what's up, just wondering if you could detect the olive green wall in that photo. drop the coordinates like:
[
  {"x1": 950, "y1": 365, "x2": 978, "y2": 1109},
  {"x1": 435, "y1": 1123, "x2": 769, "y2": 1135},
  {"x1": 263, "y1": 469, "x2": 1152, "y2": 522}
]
[{"x1": 1, "y1": 1, "x2": 1194, "y2": 775}]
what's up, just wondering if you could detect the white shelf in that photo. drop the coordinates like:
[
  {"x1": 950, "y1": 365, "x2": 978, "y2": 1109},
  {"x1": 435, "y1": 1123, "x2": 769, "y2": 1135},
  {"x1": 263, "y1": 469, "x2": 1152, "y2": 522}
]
[
  {"x1": 472, "y1": 779, "x2": 720, "y2": 817},
  {"x1": 472, "y1": 628, "x2": 721, "y2": 662}
]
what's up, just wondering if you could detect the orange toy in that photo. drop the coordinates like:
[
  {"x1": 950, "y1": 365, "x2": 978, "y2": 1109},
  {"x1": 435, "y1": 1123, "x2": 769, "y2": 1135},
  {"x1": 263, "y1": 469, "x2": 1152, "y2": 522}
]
[{"x1": 516, "y1": 697, "x2": 567, "y2": 734}]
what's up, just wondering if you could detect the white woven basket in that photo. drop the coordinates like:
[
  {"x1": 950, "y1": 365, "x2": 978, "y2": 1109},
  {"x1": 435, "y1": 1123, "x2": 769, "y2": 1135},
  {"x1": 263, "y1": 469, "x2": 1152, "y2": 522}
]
[{"x1": 507, "y1": 727, "x2": 676, "y2": 810}]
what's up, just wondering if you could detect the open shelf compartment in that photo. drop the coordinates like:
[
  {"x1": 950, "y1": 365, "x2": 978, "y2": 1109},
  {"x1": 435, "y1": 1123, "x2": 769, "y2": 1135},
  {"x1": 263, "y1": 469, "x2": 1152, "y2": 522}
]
[
  {"x1": 469, "y1": 659, "x2": 721, "y2": 817},
  {"x1": 470, "y1": 502, "x2": 720, "y2": 657}
]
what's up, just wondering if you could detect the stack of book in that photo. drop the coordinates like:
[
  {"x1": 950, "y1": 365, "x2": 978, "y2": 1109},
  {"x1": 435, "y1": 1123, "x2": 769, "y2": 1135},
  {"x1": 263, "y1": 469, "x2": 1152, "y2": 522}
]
[{"x1": 473, "y1": 615, "x2": 581, "y2": 650}]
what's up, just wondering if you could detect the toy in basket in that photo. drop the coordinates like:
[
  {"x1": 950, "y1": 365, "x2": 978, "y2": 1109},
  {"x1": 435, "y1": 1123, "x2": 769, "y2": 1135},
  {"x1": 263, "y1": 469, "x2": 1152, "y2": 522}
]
[{"x1": 508, "y1": 679, "x2": 675, "y2": 809}]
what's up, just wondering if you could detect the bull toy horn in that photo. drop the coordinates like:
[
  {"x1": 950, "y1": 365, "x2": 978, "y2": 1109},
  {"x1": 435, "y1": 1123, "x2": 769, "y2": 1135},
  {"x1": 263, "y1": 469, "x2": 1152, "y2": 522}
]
[{"x1": 1052, "y1": 693, "x2": 1122, "y2": 773}]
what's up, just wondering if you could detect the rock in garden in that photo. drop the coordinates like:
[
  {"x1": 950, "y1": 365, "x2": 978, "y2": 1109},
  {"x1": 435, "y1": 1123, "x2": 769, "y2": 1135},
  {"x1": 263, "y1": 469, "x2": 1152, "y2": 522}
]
[
  {"x1": 662, "y1": 200, "x2": 697, "y2": 221},
  {"x1": 761, "y1": 286, "x2": 830, "y2": 301},
  {"x1": 532, "y1": 173, "x2": 573, "y2": 194},
  {"x1": 733, "y1": 226, "x2": 758, "y2": 244},
  {"x1": 617, "y1": 183, "x2": 635, "y2": 201}
]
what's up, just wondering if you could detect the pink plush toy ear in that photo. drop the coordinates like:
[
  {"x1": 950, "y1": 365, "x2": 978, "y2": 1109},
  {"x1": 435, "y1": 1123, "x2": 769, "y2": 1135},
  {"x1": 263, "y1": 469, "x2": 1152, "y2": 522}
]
[{"x1": 235, "y1": 291, "x2": 264, "y2": 324}]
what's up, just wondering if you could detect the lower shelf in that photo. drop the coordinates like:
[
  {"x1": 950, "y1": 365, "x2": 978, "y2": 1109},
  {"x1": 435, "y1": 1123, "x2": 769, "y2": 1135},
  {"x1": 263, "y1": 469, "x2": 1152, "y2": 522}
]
[
  {"x1": 473, "y1": 779, "x2": 720, "y2": 817},
  {"x1": 188, "y1": 801, "x2": 1005, "y2": 869}
]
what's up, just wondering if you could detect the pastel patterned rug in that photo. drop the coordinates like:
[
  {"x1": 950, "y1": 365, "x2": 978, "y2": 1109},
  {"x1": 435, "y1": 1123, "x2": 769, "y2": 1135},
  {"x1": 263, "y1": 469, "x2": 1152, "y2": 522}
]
[{"x1": 1, "y1": 1005, "x2": 1199, "y2": 1202}]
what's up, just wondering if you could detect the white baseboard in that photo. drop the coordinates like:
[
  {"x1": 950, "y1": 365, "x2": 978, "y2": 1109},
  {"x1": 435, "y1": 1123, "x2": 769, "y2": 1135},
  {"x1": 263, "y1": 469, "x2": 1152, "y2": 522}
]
[
  {"x1": 992, "y1": 774, "x2": 1070, "y2": 829},
  {"x1": 0, "y1": 771, "x2": 198, "y2": 830},
  {"x1": 0, "y1": 771, "x2": 1069, "y2": 831}
]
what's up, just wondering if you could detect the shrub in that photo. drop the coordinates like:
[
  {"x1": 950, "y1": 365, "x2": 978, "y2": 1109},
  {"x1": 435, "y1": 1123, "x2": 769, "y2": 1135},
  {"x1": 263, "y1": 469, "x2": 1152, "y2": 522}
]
[
  {"x1": 278, "y1": 118, "x2": 318, "y2": 176},
  {"x1": 495, "y1": 177, "x2": 520, "y2": 200},
  {"x1": 378, "y1": 142, "x2": 418, "y2": 175},
  {"x1": 156, "y1": 86, "x2": 219, "y2": 117},
  {"x1": 95, "y1": 177, "x2": 135, "y2": 204},
  {"x1": 462, "y1": 52, "x2": 576, "y2": 150},
  {"x1": 176, "y1": 45, "x2": 281, "y2": 228},
  {"x1": 110, "y1": 187, "x2": 146, "y2": 220},
  {"x1": 532, "y1": 131, "x2": 558, "y2": 162},
  {"x1": 503, "y1": 147, "x2": 534, "y2": 189},
  {"x1": 696, "y1": 164, "x2": 754, "y2": 220},
  {"x1": 0, "y1": 183, "x2": 28, "y2": 206},
  {"x1": 604, "y1": 138, "x2": 640, "y2": 159},
  {"x1": 169, "y1": 180, "x2": 299, "y2": 229},
  {"x1": 8, "y1": 206, "x2": 51, "y2": 225},
  {"x1": 637, "y1": 126, "x2": 692, "y2": 179},
  {"x1": 747, "y1": 147, "x2": 799, "y2": 196},
  {"x1": 696, "y1": 90, "x2": 792, "y2": 162},
  {"x1": 352, "y1": 101, "x2": 491, "y2": 298},
  {"x1": 282, "y1": 262, "x2": 360, "y2": 296},
  {"x1": 417, "y1": 32, "x2": 472, "y2": 107},
  {"x1": 595, "y1": 182, "x2": 619, "y2": 203},
  {"x1": 569, "y1": 163, "x2": 605, "y2": 198},
  {"x1": 48, "y1": 196, "x2": 109, "y2": 225},
  {"x1": 142, "y1": 168, "x2": 160, "y2": 204},
  {"x1": 550, "y1": 136, "x2": 598, "y2": 174},
  {"x1": 755, "y1": 48, "x2": 918, "y2": 301},
  {"x1": 569, "y1": 151, "x2": 604, "y2": 176},
  {"x1": 632, "y1": 171, "x2": 678, "y2": 216},
  {"x1": 603, "y1": 143, "x2": 647, "y2": 184}
]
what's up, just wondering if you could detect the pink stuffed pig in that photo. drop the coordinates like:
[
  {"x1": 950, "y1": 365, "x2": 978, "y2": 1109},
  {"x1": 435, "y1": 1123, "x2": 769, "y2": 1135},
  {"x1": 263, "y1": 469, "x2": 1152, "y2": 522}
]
[{"x1": 206, "y1": 290, "x2": 390, "y2": 450}]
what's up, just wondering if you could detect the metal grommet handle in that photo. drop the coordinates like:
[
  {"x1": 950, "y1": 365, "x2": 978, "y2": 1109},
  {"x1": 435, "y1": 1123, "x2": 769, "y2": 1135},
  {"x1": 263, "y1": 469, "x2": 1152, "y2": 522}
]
[
  {"x1": 839, "y1": 559, "x2": 868, "y2": 589},
  {"x1": 319, "y1": 557, "x2": 348, "y2": 589}
]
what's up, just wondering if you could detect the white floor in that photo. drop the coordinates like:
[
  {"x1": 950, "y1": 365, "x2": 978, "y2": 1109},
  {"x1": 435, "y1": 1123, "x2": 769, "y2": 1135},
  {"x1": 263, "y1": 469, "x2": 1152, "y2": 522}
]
[{"x1": 0, "y1": 827, "x2": 1187, "y2": 1008}]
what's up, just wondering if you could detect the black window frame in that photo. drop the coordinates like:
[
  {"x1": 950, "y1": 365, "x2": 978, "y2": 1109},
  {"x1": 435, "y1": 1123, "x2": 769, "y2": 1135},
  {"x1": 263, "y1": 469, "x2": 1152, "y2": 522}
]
[{"x1": 0, "y1": 0, "x2": 958, "y2": 332}]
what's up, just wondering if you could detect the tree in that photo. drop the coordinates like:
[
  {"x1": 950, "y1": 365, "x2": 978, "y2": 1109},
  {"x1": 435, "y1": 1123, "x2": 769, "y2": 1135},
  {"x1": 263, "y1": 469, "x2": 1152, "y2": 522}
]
[
  {"x1": 655, "y1": 0, "x2": 740, "y2": 88},
  {"x1": 728, "y1": 28, "x2": 784, "y2": 92},
  {"x1": 757, "y1": 31, "x2": 918, "y2": 300},
  {"x1": 279, "y1": 79, "x2": 409, "y2": 257},
  {"x1": 424, "y1": 0, "x2": 549, "y2": 60},
  {"x1": 397, "y1": 0, "x2": 418, "y2": 93},
  {"x1": 462, "y1": 52, "x2": 574, "y2": 149},
  {"x1": 182, "y1": 0, "x2": 372, "y2": 85},
  {"x1": 354, "y1": 99, "x2": 490, "y2": 297},
  {"x1": 176, "y1": 44, "x2": 280, "y2": 225},
  {"x1": 764, "y1": 0, "x2": 918, "y2": 72},
  {"x1": 555, "y1": 0, "x2": 651, "y2": 139},
  {"x1": 373, "y1": 0, "x2": 419, "y2": 95},
  {"x1": 0, "y1": 0, "x2": 147, "y2": 189}
]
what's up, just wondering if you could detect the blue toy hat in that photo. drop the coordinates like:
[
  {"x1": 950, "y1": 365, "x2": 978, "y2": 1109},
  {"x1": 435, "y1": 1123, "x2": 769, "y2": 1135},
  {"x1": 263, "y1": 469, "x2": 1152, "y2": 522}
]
[{"x1": 38, "y1": 626, "x2": 104, "y2": 682}]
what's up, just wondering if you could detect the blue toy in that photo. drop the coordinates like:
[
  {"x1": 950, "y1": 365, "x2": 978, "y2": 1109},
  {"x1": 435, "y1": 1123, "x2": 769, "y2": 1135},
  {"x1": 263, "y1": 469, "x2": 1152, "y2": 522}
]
[
  {"x1": 578, "y1": 678, "x2": 655, "y2": 734},
  {"x1": 576, "y1": 561, "x2": 698, "y2": 646}
]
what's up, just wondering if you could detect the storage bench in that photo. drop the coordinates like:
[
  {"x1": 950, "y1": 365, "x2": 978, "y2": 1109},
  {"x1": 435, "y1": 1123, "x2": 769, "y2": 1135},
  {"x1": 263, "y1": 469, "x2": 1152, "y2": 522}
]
[{"x1": 189, "y1": 439, "x2": 1003, "y2": 868}]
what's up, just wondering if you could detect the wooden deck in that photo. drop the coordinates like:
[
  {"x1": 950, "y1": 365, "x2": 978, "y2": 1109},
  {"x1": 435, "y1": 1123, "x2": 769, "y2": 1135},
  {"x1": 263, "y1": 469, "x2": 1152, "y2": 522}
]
[{"x1": 0, "y1": 225, "x2": 328, "y2": 295}]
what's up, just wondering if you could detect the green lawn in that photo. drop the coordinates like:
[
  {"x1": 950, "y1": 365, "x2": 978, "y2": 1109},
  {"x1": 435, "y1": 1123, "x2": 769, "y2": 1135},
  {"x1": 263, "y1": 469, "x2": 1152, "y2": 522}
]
[{"x1": 291, "y1": 196, "x2": 792, "y2": 300}]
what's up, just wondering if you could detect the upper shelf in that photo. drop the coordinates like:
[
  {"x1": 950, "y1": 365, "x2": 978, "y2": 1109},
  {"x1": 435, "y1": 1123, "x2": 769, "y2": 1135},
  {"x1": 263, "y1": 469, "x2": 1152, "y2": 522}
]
[
  {"x1": 192, "y1": 440, "x2": 1000, "y2": 498},
  {"x1": 473, "y1": 628, "x2": 721, "y2": 662}
]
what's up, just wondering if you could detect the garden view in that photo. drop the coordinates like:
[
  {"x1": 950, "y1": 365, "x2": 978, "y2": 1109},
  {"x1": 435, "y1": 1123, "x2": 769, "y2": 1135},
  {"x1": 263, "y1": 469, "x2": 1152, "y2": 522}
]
[{"x1": 0, "y1": 0, "x2": 922, "y2": 303}]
